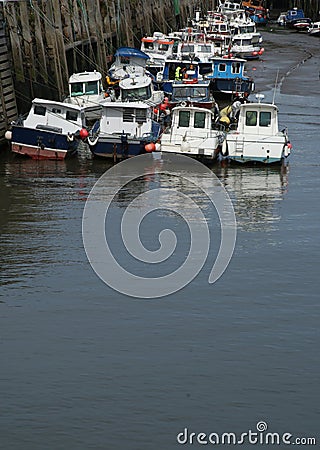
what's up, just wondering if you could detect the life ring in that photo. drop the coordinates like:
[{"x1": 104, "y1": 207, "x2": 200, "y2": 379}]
[{"x1": 180, "y1": 101, "x2": 187, "y2": 107}]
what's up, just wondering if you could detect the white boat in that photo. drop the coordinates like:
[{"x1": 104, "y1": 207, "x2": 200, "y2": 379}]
[
  {"x1": 230, "y1": 35, "x2": 264, "y2": 59},
  {"x1": 64, "y1": 71, "x2": 105, "y2": 120},
  {"x1": 159, "y1": 105, "x2": 225, "y2": 160},
  {"x1": 221, "y1": 95, "x2": 292, "y2": 164},
  {"x1": 308, "y1": 21, "x2": 320, "y2": 36}
]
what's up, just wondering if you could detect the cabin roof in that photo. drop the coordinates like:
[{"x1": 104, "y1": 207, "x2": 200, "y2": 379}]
[
  {"x1": 115, "y1": 47, "x2": 150, "y2": 60},
  {"x1": 68, "y1": 71, "x2": 102, "y2": 83},
  {"x1": 100, "y1": 100, "x2": 151, "y2": 109},
  {"x1": 119, "y1": 76, "x2": 151, "y2": 89},
  {"x1": 240, "y1": 102, "x2": 278, "y2": 112},
  {"x1": 172, "y1": 80, "x2": 210, "y2": 87},
  {"x1": 172, "y1": 105, "x2": 214, "y2": 115},
  {"x1": 32, "y1": 98, "x2": 83, "y2": 111},
  {"x1": 210, "y1": 56, "x2": 247, "y2": 63}
]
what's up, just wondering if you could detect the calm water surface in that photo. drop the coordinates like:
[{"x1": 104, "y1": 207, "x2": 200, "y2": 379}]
[{"x1": 1, "y1": 31, "x2": 319, "y2": 449}]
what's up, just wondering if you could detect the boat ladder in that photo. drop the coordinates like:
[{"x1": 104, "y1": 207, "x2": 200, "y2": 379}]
[{"x1": 235, "y1": 138, "x2": 244, "y2": 154}]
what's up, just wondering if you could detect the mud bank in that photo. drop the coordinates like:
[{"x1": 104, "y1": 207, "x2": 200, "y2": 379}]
[{"x1": 246, "y1": 28, "x2": 320, "y2": 97}]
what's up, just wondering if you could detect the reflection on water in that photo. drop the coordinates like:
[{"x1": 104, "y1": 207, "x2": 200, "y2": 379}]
[
  {"x1": 0, "y1": 150, "x2": 290, "y2": 292},
  {"x1": 215, "y1": 164, "x2": 289, "y2": 232}
]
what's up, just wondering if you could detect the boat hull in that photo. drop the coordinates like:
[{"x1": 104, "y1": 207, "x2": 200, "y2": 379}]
[
  {"x1": 208, "y1": 78, "x2": 254, "y2": 96},
  {"x1": 11, "y1": 127, "x2": 79, "y2": 160},
  {"x1": 223, "y1": 136, "x2": 289, "y2": 164},
  {"x1": 88, "y1": 136, "x2": 151, "y2": 159}
]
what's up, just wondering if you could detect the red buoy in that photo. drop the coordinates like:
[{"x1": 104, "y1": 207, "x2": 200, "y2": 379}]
[{"x1": 79, "y1": 128, "x2": 89, "y2": 140}]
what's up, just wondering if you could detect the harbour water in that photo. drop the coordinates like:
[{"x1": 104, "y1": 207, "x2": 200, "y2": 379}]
[{"x1": 1, "y1": 30, "x2": 319, "y2": 449}]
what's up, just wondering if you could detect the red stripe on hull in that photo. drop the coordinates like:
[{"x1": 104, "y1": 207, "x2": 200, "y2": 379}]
[{"x1": 12, "y1": 143, "x2": 67, "y2": 160}]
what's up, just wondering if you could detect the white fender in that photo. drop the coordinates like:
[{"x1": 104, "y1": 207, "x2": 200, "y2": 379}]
[
  {"x1": 221, "y1": 139, "x2": 228, "y2": 156},
  {"x1": 5, "y1": 130, "x2": 12, "y2": 140}
]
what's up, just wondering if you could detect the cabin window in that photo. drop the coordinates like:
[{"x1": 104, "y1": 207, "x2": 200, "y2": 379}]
[
  {"x1": 85, "y1": 81, "x2": 98, "y2": 95},
  {"x1": 194, "y1": 112, "x2": 206, "y2": 129},
  {"x1": 178, "y1": 110, "x2": 190, "y2": 127},
  {"x1": 181, "y1": 45, "x2": 194, "y2": 53},
  {"x1": 34, "y1": 105, "x2": 46, "y2": 116},
  {"x1": 123, "y1": 108, "x2": 135, "y2": 122},
  {"x1": 135, "y1": 109, "x2": 147, "y2": 123},
  {"x1": 245, "y1": 111, "x2": 257, "y2": 126},
  {"x1": 144, "y1": 42, "x2": 154, "y2": 50},
  {"x1": 66, "y1": 110, "x2": 78, "y2": 121},
  {"x1": 192, "y1": 88, "x2": 207, "y2": 98},
  {"x1": 198, "y1": 45, "x2": 211, "y2": 53},
  {"x1": 120, "y1": 56, "x2": 130, "y2": 65},
  {"x1": 159, "y1": 44, "x2": 169, "y2": 51},
  {"x1": 122, "y1": 85, "x2": 151, "y2": 101},
  {"x1": 231, "y1": 62, "x2": 241, "y2": 74},
  {"x1": 218, "y1": 63, "x2": 226, "y2": 72},
  {"x1": 70, "y1": 82, "x2": 84, "y2": 96},
  {"x1": 259, "y1": 111, "x2": 271, "y2": 127},
  {"x1": 52, "y1": 108, "x2": 62, "y2": 114}
]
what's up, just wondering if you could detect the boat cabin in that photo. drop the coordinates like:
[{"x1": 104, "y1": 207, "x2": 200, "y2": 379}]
[
  {"x1": 209, "y1": 56, "x2": 246, "y2": 79},
  {"x1": 170, "y1": 80, "x2": 214, "y2": 109},
  {"x1": 285, "y1": 8, "x2": 305, "y2": 23},
  {"x1": 98, "y1": 101, "x2": 156, "y2": 139},
  {"x1": 24, "y1": 99, "x2": 85, "y2": 134},
  {"x1": 169, "y1": 106, "x2": 217, "y2": 139},
  {"x1": 108, "y1": 47, "x2": 150, "y2": 81},
  {"x1": 119, "y1": 75, "x2": 163, "y2": 105},
  {"x1": 141, "y1": 32, "x2": 175, "y2": 64},
  {"x1": 68, "y1": 71, "x2": 103, "y2": 100},
  {"x1": 235, "y1": 103, "x2": 279, "y2": 135}
]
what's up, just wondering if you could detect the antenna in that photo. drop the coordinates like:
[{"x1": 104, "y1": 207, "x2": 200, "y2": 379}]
[{"x1": 272, "y1": 69, "x2": 279, "y2": 105}]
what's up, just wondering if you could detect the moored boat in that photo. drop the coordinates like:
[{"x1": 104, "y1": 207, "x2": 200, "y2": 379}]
[
  {"x1": 159, "y1": 104, "x2": 225, "y2": 161},
  {"x1": 86, "y1": 100, "x2": 161, "y2": 159},
  {"x1": 6, "y1": 98, "x2": 87, "y2": 160},
  {"x1": 308, "y1": 21, "x2": 320, "y2": 36},
  {"x1": 221, "y1": 95, "x2": 292, "y2": 164},
  {"x1": 206, "y1": 55, "x2": 254, "y2": 97}
]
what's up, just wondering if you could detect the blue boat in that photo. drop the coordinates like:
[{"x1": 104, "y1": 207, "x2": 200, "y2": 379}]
[
  {"x1": 6, "y1": 98, "x2": 87, "y2": 160},
  {"x1": 87, "y1": 100, "x2": 161, "y2": 159},
  {"x1": 206, "y1": 56, "x2": 254, "y2": 97}
]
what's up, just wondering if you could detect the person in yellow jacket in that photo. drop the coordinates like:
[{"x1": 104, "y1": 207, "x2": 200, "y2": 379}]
[{"x1": 175, "y1": 66, "x2": 182, "y2": 80}]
